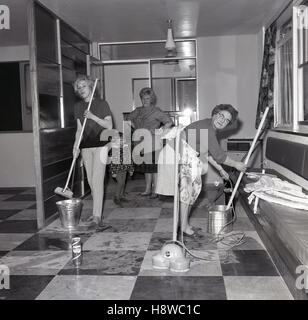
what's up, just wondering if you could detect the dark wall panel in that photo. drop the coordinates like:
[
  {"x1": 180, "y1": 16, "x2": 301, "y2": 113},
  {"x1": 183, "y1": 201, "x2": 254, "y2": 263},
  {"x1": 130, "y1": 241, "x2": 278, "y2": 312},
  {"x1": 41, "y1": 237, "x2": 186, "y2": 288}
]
[
  {"x1": 33, "y1": 2, "x2": 90, "y2": 227},
  {"x1": 35, "y1": 5, "x2": 57, "y2": 63},
  {"x1": 266, "y1": 137, "x2": 307, "y2": 178},
  {"x1": 40, "y1": 128, "x2": 75, "y2": 165}
]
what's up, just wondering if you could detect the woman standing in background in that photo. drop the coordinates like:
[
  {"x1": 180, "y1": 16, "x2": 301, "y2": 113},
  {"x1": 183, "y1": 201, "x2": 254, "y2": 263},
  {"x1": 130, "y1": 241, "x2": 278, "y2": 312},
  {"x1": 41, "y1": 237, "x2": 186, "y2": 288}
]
[{"x1": 126, "y1": 87, "x2": 173, "y2": 199}]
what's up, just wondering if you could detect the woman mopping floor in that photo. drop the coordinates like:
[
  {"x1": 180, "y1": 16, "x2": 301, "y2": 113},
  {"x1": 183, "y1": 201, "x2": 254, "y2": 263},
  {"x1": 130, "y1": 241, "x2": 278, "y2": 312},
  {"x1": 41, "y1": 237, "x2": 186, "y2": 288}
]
[
  {"x1": 55, "y1": 76, "x2": 113, "y2": 229},
  {"x1": 73, "y1": 76, "x2": 113, "y2": 228}
]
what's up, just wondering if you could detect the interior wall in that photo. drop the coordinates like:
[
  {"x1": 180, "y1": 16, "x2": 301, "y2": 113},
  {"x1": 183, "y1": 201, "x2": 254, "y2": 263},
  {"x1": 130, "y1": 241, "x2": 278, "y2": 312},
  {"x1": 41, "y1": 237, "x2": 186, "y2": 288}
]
[
  {"x1": 0, "y1": 45, "x2": 29, "y2": 62},
  {"x1": 0, "y1": 45, "x2": 34, "y2": 187},
  {"x1": 0, "y1": 133, "x2": 35, "y2": 187},
  {"x1": 197, "y1": 34, "x2": 259, "y2": 138},
  {"x1": 197, "y1": 34, "x2": 260, "y2": 183}
]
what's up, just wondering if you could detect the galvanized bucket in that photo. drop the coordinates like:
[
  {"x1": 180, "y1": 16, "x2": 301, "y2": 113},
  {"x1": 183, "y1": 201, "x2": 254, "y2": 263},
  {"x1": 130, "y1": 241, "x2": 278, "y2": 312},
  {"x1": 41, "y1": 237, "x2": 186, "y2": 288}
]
[
  {"x1": 56, "y1": 199, "x2": 83, "y2": 230},
  {"x1": 208, "y1": 205, "x2": 233, "y2": 235}
]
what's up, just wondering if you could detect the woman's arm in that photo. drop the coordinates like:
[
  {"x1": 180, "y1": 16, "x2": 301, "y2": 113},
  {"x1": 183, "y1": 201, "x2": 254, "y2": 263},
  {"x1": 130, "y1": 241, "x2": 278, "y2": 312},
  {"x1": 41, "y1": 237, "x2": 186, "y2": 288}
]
[
  {"x1": 84, "y1": 111, "x2": 113, "y2": 130},
  {"x1": 73, "y1": 119, "x2": 82, "y2": 158},
  {"x1": 162, "y1": 121, "x2": 173, "y2": 129},
  {"x1": 155, "y1": 121, "x2": 173, "y2": 135},
  {"x1": 207, "y1": 155, "x2": 229, "y2": 180},
  {"x1": 222, "y1": 155, "x2": 246, "y2": 172}
]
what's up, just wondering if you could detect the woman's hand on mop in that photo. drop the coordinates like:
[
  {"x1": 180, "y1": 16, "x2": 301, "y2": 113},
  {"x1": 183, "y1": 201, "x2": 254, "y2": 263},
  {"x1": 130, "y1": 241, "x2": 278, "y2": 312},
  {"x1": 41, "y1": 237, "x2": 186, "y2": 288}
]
[
  {"x1": 219, "y1": 169, "x2": 229, "y2": 180},
  {"x1": 234, "y1": 161, "x2": 247, "y2": 172},
  {"x1": 73, "y1": 146, "x2": 80, "y2": 159},
  {"x1": 84, "y1": 110, "x2": 96, "y2": 121}
]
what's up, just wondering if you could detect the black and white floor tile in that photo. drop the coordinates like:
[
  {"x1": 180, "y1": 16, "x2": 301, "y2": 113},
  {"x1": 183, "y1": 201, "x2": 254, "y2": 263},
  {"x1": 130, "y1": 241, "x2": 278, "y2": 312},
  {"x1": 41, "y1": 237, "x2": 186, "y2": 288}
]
[{"x1": 0, "y1": 182, "x2": 293, "y2": 300}]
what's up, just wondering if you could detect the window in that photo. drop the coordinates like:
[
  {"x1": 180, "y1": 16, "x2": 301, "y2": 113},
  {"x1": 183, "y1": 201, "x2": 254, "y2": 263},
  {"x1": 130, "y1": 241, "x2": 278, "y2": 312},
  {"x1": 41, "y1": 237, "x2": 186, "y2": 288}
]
[
  {"x1": 0, "y1": 62, "x2": 32, "y2": 132},
  {"x1": 276, "y1": 20, "x2": 293, "y2": 127},
  {"x1": 297, "y1": 3, "x2": 308, "y2": 125},
  {"x1": 275, "y1": 1, "x2": 308, "y2": 132}
]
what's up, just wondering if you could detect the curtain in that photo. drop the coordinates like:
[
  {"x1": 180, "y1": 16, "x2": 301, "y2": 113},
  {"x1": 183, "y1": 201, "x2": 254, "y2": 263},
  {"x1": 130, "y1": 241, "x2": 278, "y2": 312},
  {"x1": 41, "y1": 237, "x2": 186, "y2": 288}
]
[
  {"x1": 255, "y1": 23, "x2": 277, "y2": 129},
  {"x1": 280, "y1": 38, "x2": 293, "y2": 124}
]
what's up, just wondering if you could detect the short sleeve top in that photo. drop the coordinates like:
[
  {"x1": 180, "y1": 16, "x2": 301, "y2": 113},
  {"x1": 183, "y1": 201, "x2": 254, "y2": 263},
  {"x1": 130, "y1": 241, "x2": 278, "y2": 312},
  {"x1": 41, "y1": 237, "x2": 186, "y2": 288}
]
[
  {"x1": 184, "y1": 118, "x2": 227, "y2": 164},
  {"x1": 127, "y1": 106, "x2": 172, "y2": 133},
  {"x1": 74, "y1": 98, "x2": 112, "y2": 149}
]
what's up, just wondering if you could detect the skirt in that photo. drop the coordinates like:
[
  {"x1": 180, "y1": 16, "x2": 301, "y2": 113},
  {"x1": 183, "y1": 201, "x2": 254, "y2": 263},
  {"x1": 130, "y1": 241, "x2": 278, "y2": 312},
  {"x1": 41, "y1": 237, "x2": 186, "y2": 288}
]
[
  {"x1": 179, "y1": 141, "x2": 203, "y2": 205},
  {"x1": 109, "y1": 145, "x2": 134, "y2": 177},
  {"x1": 155, "y1": 138, "x2": 204, "y2": 205},
  {"x1": 134, "y1": 150, "x2": 159, "y2": 173}
]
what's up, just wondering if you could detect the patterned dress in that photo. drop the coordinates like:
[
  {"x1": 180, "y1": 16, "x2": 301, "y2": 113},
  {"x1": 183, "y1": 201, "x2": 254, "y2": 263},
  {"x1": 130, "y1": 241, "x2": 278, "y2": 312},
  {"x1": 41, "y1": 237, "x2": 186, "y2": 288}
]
[
  {"x1": 109, "y1": 139, "x2": 134, "y2": 178},
  {"x1": 179, "y1": 140, "x2": 204, "y2": 205}
]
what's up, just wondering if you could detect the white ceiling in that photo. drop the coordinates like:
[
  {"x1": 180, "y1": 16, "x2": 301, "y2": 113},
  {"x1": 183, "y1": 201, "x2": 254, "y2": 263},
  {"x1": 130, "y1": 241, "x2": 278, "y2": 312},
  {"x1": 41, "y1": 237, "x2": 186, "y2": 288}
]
[{"x1": 2, "y1": 0, "x2": 290, "y2": 46}]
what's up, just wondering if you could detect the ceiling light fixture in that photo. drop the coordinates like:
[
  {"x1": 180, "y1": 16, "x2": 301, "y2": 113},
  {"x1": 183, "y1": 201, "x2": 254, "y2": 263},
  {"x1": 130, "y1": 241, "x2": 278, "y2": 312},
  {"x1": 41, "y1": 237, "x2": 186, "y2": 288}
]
[{"x1": 165, "y1": 19, "x2": 177, "y2": 57}]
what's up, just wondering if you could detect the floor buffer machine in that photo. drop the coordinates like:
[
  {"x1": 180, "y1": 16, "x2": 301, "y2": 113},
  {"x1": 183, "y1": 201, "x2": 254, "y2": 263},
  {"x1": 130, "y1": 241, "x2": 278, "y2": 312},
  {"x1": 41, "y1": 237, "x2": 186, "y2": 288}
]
[
  {"x1": 152, "y1": 106, "x2": 270, "y2": 272},
  {"x1": 152, "y1": 127, "x2": 191, "y2": 272}
]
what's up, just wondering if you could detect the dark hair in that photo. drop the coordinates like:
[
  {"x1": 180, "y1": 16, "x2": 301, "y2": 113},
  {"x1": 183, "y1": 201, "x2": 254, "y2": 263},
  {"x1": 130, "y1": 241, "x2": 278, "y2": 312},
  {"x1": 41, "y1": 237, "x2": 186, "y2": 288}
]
[
  {"x1": 139, "y1": 87, "x2": 157, "y2": 105},
  {"x1": 211, "y1": 104, "x2": 238, "y2": 125}
]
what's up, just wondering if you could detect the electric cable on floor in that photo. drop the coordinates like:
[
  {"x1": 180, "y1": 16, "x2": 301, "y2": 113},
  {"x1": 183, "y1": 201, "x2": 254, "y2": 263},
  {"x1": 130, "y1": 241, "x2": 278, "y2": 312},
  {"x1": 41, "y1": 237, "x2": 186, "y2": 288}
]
[{"x1": 175, "y1": 178, "x2": 246, "y2": 262}]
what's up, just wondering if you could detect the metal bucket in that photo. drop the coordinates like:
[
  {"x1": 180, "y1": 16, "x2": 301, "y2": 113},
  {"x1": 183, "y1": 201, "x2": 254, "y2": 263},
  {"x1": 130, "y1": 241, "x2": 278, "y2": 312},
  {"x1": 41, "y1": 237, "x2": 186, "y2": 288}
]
[
  {"x1": 208, "y1": 205, "x2": 233, "y2": 235},
  {"x1": 56, "y1": 199, "x2": 83, "y2": 230}
]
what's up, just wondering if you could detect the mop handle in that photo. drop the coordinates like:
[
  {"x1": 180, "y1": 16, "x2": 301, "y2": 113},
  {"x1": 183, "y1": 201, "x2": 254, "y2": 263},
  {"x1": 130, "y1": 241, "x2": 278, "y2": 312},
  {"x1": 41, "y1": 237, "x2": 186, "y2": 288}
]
[
  {"x1": 63, "y1": 79, "x2": 98, "y2": 192},
  {"x1": 173, "y1": 130, "x2": 181, "y2": 242},
  {"x1": 226, "y1": 106, "x2": 270, "y2": 210},
  {"x1": 74, "y1": 78, "x2": 98, "y2": 152},
  {"x1": 253, "y1": 169, "x2": 265, "y2": 213}
]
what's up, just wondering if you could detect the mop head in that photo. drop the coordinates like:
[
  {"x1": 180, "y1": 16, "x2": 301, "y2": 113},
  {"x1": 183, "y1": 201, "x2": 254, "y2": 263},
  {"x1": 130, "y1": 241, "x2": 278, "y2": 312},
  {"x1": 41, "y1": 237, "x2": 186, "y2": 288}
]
[
  {"x1": 152, "y1": 243, "x2": 190, "y2": 273},
  {"x1": 54, "y1": 187, "x2": 73, "y2": 199}
]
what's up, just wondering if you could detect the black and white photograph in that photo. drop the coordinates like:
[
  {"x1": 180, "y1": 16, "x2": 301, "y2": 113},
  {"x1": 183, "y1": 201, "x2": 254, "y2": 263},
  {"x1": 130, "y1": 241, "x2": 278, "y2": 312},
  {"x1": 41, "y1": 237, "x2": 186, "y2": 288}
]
[{"x1": 0, "y1": 0, "x2": 307, "y2": 308}]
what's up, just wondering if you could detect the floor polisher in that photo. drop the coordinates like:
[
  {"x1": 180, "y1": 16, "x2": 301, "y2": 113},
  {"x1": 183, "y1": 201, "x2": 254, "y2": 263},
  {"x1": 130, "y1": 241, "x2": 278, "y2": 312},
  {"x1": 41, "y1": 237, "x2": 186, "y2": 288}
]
[
  {"x1": 54, "y1": 79, "x2": 98, "y2": 199},
  {"x1": 152, "y1": 129, "x2": 190, "y2": 272}
]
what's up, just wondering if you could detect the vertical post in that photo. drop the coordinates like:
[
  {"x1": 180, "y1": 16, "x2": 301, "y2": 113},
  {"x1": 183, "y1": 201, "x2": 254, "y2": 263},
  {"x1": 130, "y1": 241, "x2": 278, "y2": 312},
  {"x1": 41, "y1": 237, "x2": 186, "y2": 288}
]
[
  {"x1": 28, "y1": 0, "x2": 45, "y2": 229},
  {"x1": 56, "y1": 19, "x2": 65, "y2": 128},
  {"x1": 172, "y1": 131, "x2": 181, "y2": 242}
]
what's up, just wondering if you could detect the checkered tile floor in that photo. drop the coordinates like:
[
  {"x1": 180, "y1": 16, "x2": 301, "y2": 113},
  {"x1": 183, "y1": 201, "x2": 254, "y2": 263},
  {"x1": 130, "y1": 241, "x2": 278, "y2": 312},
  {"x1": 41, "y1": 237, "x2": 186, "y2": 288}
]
[{"x1": 0, "y1": 179, "x2": 293, "y2": 300}]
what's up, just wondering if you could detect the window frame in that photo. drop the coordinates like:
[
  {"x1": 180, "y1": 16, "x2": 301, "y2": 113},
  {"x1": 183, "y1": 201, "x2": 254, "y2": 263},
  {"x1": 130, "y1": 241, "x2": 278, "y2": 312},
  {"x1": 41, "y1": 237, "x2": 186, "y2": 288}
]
[
  {"x1": 274, "y1": 21, "x2": 294, "y2": 130},
  {"x1": 295, "y1": 3, "x2": 308, "y2": 132},
  {"x1": 273, "y1": 1, "x2": 308, "y2": 134}
]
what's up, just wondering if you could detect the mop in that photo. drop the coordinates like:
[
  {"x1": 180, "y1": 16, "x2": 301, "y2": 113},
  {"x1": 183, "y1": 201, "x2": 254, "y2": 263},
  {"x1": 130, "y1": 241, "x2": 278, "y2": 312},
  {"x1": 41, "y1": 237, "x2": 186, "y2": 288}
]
[
  {"x1": 225, "y1": 106, "x2": 270, "y2": 211},
  {"x1": 54, "y1": 79, "x2": 98, "y2": 199}
]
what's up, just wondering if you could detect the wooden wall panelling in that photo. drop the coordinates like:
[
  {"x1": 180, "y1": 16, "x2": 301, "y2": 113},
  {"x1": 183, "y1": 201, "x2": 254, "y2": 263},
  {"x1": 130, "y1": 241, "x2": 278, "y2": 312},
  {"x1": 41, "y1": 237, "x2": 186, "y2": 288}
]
[
  {"x1": 30, "y1": 1, "x2": 91, "y2": 227},
  {"x1": 28, "y1": 1, "x2": 45, "y2": 229}
]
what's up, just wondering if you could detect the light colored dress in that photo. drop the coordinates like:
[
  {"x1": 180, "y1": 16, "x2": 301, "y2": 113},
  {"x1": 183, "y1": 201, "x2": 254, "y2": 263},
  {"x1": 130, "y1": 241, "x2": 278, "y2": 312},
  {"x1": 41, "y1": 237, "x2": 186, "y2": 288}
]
[
  {"x1": 155, "y1": 127, "x2": 204, "y2": 205},
  {"x1": 155, "y1": 139, "x2": 176, "y2": 196}
]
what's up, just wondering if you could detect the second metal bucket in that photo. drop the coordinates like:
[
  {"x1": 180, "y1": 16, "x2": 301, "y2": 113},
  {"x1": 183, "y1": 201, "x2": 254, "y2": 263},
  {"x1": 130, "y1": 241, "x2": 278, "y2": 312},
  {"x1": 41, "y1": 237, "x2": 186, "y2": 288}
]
[
  {"x1": 208, "y1": 205, "x2": 233, "y2": 235},
  {"x1": 56, "y1": 199, "x2": 83, "y2": 230}
]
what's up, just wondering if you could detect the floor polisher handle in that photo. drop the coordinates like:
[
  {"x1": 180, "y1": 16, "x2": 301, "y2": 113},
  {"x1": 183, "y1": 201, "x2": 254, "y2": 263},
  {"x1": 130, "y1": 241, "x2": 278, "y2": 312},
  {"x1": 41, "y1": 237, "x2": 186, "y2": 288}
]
[
  {"x1": 63, "y1": 79, "x2": 98, "y2": 192},
  {"x1": 173, "y1": 130, "x2": 181, "y2": 242},
  {"x1": 226, "y1": 106, "x2": 270, "y2": 210}
]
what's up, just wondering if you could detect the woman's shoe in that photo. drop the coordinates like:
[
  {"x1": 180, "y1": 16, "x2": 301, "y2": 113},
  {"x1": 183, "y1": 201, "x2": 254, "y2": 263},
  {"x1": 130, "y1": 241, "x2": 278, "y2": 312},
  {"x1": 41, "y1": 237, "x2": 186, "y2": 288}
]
[
  {"x1": 191, "y1": 226, "x2": 202, "y2": 232},
  {"x1": 140, "y1": 192, "x2": 151, "y2": 196},
  {"x1": 178, "y1": 227, "x2": 202, "y2": 238},
  {"x1": 150, "y1": 193, "x2": 158, "y2": 199},
  {"x1": 84, "y1": 216, "x2": 100, "y2": 228},
  {"x1": 183, "y1": 230, "x2": 204, "y2": 239},
  {"x1": 96, "y1": 222, "x2": 112, "y2": 232},
  {"x1": 113, "y1": 198, "x2": 123, "y2": 207},
  {"x1": 182, "y1": 231, "x2": 197, "y2": 238}
]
